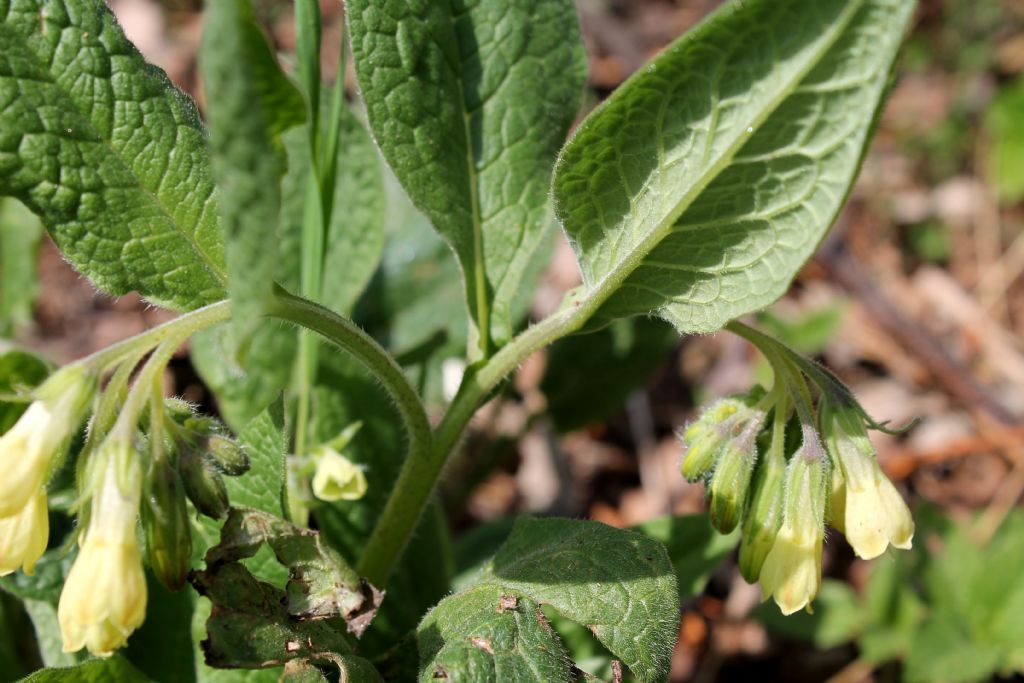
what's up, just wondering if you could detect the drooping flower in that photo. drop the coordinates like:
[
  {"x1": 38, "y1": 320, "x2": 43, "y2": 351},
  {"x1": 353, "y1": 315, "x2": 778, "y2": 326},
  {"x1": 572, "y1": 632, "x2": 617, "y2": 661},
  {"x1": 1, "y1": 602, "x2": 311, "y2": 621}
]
[
  {"x1": 759, "y1": 432, "x2": 829, "y2": 615},
  {"x1": 58, "y1": 441, "x2": 147, "y2": 657},
  {"x1": 0, "y1": 366, "x2": 95, "y2": 517},
  {"x1": 312, "y1": 447, "x2": 368, "y2": 502},
  {"x1": 0, "y1": 490, "x2": 49, "y2": 576},
  {"x1": 738, "y1": 432, "x2": 786, "y2": 583},
  {"x1": 822, "y1": 401, "x2": 914, "y2": 559}
]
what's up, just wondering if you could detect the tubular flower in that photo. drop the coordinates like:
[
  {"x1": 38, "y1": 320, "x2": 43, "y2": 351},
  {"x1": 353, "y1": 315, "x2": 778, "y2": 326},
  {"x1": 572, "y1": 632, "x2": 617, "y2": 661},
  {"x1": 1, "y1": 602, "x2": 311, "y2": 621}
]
[
  {"x1": 58, "y1": 443, "x2": 147, "y2": 657},
  {"x1": 0, "y1": 366, "x2": 96, "y2": 517},
  {"x1": 0, "y1": 490, "x2": 49, "y2": 576},
  {"x1": 312, "y1": 447, "x2": 368, "y2": 502},
  {"x1": 822, "y1": 401, "x2": 913, "y2": 559},
  {"x1": 758, "y1": 433, "x2": 829, "y2": 615}
]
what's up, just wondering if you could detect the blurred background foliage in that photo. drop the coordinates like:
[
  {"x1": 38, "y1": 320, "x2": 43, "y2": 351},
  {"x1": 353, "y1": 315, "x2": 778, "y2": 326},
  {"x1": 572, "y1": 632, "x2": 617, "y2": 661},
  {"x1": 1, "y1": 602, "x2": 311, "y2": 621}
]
[{"x1": 3, "y1": 0, "x2": 1024, "y2": 681}]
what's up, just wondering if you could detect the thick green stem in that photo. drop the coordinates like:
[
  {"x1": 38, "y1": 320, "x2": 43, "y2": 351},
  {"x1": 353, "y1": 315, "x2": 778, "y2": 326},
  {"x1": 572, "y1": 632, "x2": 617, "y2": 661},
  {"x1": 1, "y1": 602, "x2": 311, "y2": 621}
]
[
  {"x1": 266, "y1": 287, "x2": 432, "y2": 499},
  {"x1": 356, "y1": 305, "x2": 585, "y2": 585}
]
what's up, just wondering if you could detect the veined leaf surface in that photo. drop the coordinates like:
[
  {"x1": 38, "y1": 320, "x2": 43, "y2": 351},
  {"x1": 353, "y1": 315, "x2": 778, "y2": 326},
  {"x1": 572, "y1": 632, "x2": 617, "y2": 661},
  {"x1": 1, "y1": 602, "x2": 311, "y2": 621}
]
[
  {"x1": 554, "y1": 0, "x2": 915, "y2": 333},
  {"x1": 0, "y1": 0, "x2": 226, "y2": 310},
  {"x1": 419, "y1": 518, "x2": 678, "y2": 683},
  {"x1": 347, "y1": 0, "x2": 586, "y2": 356}
]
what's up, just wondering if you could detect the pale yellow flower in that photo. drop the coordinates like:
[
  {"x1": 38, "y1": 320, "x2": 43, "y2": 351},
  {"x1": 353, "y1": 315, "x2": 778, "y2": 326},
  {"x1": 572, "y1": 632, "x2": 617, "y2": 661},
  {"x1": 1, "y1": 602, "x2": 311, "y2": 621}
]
[
  {"x1": 825, "y1": 404, "x2": 914, "y2": 559},
  {"x1": 759, "y1": 439, "x2": 828, "y2": 615},
  {"x1": 312, "y1": 448, "x2": 367, "y2": 502},
  {"x1": 0, "y1": 367, "x2": 95, "y2": 517},
  {"x1": 0, "y1": 490, "x2": 49, "y2": 576},
  {"x1": 58, "y1": 444, "x2": 146, "y2": 657}
]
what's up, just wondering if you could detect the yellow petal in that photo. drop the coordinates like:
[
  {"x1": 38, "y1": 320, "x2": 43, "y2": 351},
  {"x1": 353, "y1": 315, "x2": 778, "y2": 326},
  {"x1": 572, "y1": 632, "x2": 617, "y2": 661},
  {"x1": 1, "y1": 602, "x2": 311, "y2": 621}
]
[{"x1": 0, "y1": 490, "x2": 49, "y2": 576}]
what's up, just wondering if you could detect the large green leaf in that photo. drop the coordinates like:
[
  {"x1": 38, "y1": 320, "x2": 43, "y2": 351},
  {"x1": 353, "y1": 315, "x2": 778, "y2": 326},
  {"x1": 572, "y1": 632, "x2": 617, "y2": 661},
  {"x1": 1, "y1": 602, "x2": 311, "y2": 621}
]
[
  {"x1": 199, "y1": 0, "x2": 304, "y2": 340},
  {"x1": 0, "y1": 0, "x2": 226, "y2": 311},
  {"x1": 0, "y1": 199, "x2": 42, "y2": 335},
  {"x1": 347, "y1": 0, "x2": 586, "y2": 356},
  {"x1": 553, "y1": 0, "x2": 915, "y2": 333},
  {"x1": 420, "y1": 517, "x2": 679, "y2": 683}
]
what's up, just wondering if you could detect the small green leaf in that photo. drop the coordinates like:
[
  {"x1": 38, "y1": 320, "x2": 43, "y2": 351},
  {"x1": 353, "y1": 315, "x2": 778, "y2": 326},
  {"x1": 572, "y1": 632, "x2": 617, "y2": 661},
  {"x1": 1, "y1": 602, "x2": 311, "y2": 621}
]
[
  {"x1": 0, "y1": 199, "x2": 42, "y2": 334},
  {"x1": 227, "y1": 405, "x2": 288, "y2": 517},
  {"x1": 553, "y1": 0, "x2": 916, "y2": 334},
  {"x1": 200, "y1": 0, "x2": 304, "y2": 341},
  {"x1": 18, "y1": 656, "x2": 150, "y2": 683},
  {"x1": 422, "y1": 517, "x2": 679, "y2": 683},
  {"x1": 347, "y1": 0, "x2": 586, "y2": 355},
  {"x1": 0, "y1": 0, "x2": 227, "y2": 310}
]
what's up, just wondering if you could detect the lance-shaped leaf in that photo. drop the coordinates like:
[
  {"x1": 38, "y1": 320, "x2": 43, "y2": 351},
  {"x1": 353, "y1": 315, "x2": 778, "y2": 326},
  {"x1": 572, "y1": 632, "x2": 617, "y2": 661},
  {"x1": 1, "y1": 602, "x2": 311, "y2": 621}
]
[
  {"x1": 418, "y1": 517, "x2": 679, "y2": 683},
  {"x1": 200, "y1": 0, "x2": 304, "y2": 340},
  {"x1": 0, "y1": 0, "x2": 226, "y2": 311},
  {"x1": 553, "y1": 0, "x2": 915, "y2": 333},
  {"x1": 347, "y1": 0, "x2": 586, "y2": 356},
  {"x1": 191, "y1": 508, "x2": 383, "y2": 670},
  {"x1": 192, "y1": 109, "x2": 385, "y2": 430}
]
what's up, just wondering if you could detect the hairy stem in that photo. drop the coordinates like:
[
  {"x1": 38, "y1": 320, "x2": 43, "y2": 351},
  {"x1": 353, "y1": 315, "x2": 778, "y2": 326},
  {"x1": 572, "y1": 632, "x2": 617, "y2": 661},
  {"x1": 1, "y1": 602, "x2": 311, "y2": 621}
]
[
  {"x1": 266, "y1": 287, "x2": 433, "y2": 527},
  {"x1": 356, "y1": 304, "x2": 585, "y2": 585},
  {"x1": 80, "y1": 301, "x2": 232, "y2": 372}
]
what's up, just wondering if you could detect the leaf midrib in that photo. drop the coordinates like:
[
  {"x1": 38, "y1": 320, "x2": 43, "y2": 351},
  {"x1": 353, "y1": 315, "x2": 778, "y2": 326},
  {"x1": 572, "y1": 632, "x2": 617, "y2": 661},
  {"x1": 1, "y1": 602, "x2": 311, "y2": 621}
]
[
  {"x1": 448, "y1": 1, "x2": 490, "y2": 357},
  {"x1": 571, "y1": 0, "x2": 866, "y2": 322},
  {"x1": 2, "y1": 18, "x2": 228, "y2": 290}
]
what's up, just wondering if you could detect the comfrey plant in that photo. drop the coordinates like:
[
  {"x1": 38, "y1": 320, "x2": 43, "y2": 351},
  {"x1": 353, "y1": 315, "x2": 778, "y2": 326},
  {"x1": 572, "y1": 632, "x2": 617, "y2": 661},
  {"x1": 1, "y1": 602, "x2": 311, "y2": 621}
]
[{"x1": 0, "y1": 0, "x2": 917, "y2": 680}]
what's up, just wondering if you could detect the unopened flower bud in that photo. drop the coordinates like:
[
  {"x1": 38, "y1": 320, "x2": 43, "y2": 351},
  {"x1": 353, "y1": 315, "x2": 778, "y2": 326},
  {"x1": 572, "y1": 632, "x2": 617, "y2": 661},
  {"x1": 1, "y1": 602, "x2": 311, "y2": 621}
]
[
  {"x1": 707, "y1": 422, "x2": 761, "y2": 534},
  {"x1": 758, "y1": 431, "x2": 829, "y2": 615},
  {"x1": 141, "y1": 461, "x2": 192, "y2": 591},
  {"x1": 162, "y1": 398, "x2": 196, "y2": 423},
  {"x1": 0, "y1": 365, "x2": 95, "y2": 517},
  {"x1": 680, "y1": 399, "x2": 744, "y2": 482},
  {"x1": 0, "y1": 490, "x2": 49, "y2": 576},
  {"x1": 59, "y1": 442, "x2": 147, "y2": 656},
  {"x1": 311, "y1": 448, "x2": 367, "y2": 502},
  {"x1": 180, "y1": 449, "x2": 229, "y2": 519},
  {"x1": 204, "y1": 435, "x2": 250, "y2": 476},
  {"x1": 822, "y1": 401, "x2": 913, "y2": 559},
  {"x1": 738, "y1": 445, "x2": 786, "y2": 583}
]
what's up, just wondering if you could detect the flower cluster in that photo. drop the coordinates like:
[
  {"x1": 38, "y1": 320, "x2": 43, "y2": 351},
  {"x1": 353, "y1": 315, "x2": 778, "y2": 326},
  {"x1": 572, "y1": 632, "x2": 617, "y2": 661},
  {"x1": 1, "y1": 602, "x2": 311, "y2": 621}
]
[
  {"x1": 0, "y1": 357, "x2": 251, "y2": 657},
  {"x1": 680, "y1": 330, "x2": 914, "y2": 615}
]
